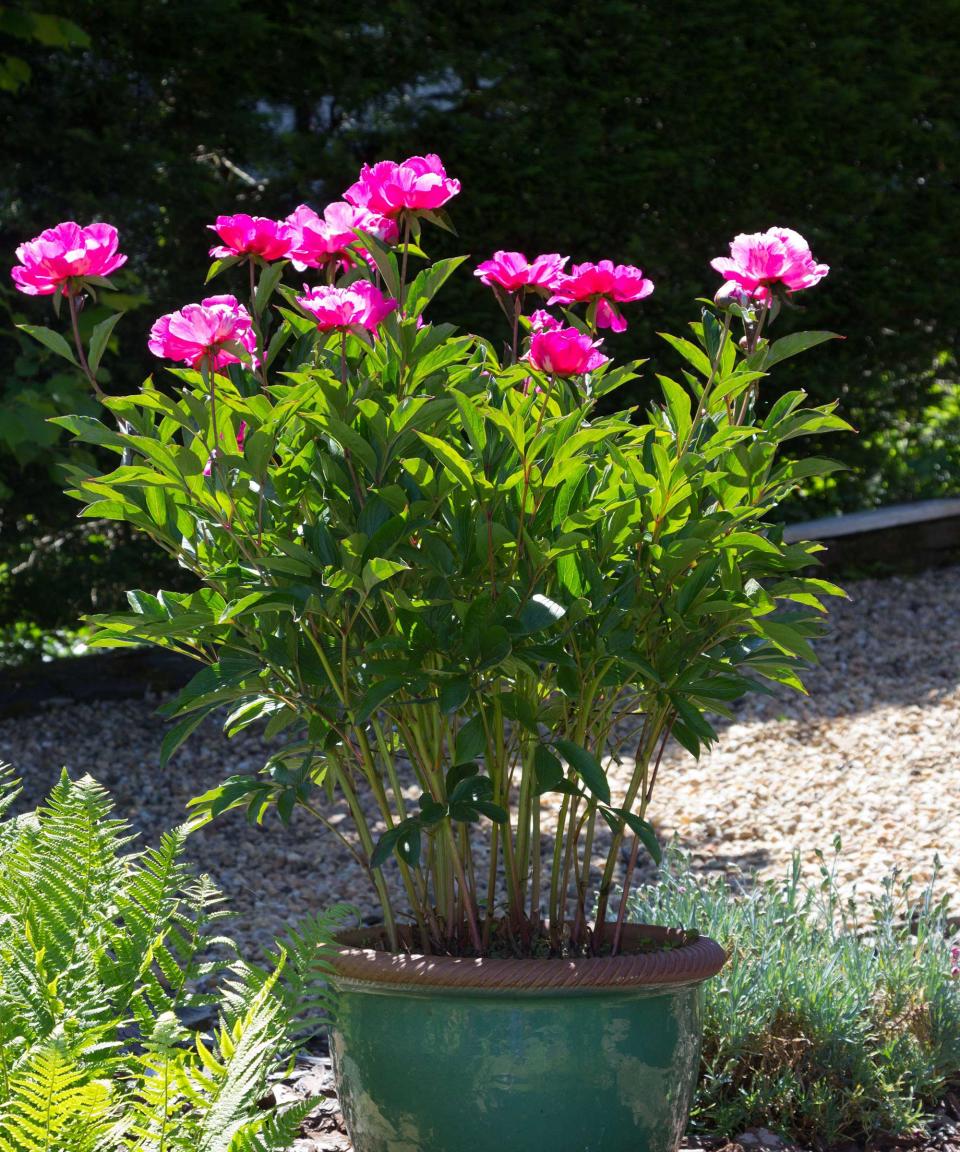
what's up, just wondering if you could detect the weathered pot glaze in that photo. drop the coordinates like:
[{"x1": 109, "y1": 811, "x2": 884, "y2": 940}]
[{"x1": 328, "y1": 924, "x2": 726, "y2": 1152}]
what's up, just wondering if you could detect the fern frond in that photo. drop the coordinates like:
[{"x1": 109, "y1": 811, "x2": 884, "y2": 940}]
[
  {"x1": 193, "y1": 966, "x2": 287, "y2": 1152},
  {"x1": 0, "y1": 1036, "x2": 116, "y2": 1152},
  {"x1": 225, "y1": 1095, "x2": 319, "y2": 1152},
  {"x1": 223, "y1": 903, "x2": 354, "y2": 1048},
  {"x1": 0, "y1": 773, "x2": 329, "y2": 1151}
]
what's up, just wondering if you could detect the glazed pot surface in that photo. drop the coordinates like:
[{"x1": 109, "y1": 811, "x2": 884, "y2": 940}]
[{"x1": 328, "y1": 925, "x2": 725, "y2": 1152}]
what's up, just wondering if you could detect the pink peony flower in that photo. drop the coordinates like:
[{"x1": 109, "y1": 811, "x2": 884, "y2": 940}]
[
  {"x1": 285, "y1": 201, "x2": 399, "y2": 270},
  {"x1": 710, "y1": 228, "x2": 829, "y2": 294},
  {"x1": 529, "y1": 309, "x2": 562, "y2": 333},
  {"x1": 474, "y1": 251, "x2": 567, "y2": 293},
  {"x1": 344, "y1": 154, "x2": 460, "y2": 217},
  {"x1": 296, "y1": 282, "x2": 396, "y2": 333},
  {"x1": 203, "y1": 420, "x2": 246, "y2": 476},
  {"x1": 208, "y1": 214, "x2": 294, "y2": 261},
  {"x1": 148, "y1": 295, "x2": 257, "y2": 371},
  {"x1": 11, "y1": 221, "x2": 127, "y2": 296},
  {"x1": 527, "y1": 326, "x2": 609, "y2": 376},
  {"x1": 549, "y1": 260, "x2": 654, "y2": 333}
]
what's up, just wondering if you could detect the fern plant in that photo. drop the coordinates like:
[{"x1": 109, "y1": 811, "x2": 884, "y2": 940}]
[{"x1": 0, "y1": 766, "x2": 347, "y2": 1151}]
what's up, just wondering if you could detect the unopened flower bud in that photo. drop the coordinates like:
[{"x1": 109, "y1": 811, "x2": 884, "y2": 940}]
[{"x1": 714, "y1": 281, "x2": 752, "y2": 311}]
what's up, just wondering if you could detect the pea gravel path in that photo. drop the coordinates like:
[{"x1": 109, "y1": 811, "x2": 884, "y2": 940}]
[{"x1": 1, "y1": 564, "x2": 958, "y2": 960}]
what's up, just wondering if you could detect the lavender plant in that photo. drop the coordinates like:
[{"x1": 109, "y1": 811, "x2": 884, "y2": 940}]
[{"x1": 627, "y1": 847, "x2": 960, "y2": 1143}]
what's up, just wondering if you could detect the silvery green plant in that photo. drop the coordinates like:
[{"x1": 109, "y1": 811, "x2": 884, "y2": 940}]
[
  {"x1": 627, "y1": 847, "x2": 960, "y2": 1143},
  {"x1": 11, "y1": 162, "x2": 848, "y2": 955}
]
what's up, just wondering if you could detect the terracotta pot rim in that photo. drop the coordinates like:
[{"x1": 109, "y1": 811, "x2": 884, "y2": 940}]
[{"x1": 327, "y1": 922, "x2": 727, "y2": 991}]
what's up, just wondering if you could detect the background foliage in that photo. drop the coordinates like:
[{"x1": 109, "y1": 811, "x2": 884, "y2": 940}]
[{"x1": 1, "y1": 0, "x2": 958, "y2": 655}]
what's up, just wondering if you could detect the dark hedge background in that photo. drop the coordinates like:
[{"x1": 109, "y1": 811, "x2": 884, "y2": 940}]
[{"x1": 1, "y1": 0, "x2": 958, "y2": 655}]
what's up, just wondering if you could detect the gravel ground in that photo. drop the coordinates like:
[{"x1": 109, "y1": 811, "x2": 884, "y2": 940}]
[{"x1": 1, "y1": 564, "x2": 958, "y2": 958}]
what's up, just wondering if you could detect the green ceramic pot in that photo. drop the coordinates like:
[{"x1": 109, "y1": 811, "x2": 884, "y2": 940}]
[{"x1": 329, "y1": 924, "x2": 726, "y2": 1152}]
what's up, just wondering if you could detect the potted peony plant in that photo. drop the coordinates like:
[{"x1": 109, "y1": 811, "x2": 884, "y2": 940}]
[{"x1": 11, "y1": 156, "x2": 846, "y2": 1152}]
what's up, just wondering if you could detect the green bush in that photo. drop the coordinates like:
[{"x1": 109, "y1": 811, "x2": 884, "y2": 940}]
[
  {"x1": 0, "y1": 767, "x2": 348, "y2": 1150},
  {"x1": 626, "y1": 848, "x2": 960, "y2": 1144}
]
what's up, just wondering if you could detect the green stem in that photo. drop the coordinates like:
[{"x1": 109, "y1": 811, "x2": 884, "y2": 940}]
[
  {"x1": 549, "y1": 791, "x2": 571, "y2": 936},
  {"x1": 679, "y1": 311, "x2": 731, "y2": 457},
  {"x1": 593, "y1": 709, "x2": 666, "y2": 949}
]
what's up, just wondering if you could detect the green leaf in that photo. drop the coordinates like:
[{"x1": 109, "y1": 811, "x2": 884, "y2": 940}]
[
  {"x1": 534, "y1": 745, "x2": 565, "y2": 795},
  {"x1": 88, "y1": 311, "x2": 124, "y2": 375},
  {"x1": 762, "y1": 331, "x2": 842, "y2": 369},
  {"x1": 518, "y1": 594, "x2": 566, "y2": 634},
  {"x1": 404, "y1": 256, "x2": 469, "y2": 316},
  {"x1": 17, "y1": 324, "x2": 79, "y2": 367},
  {"x1": 613, "y1": 808, "x2": 662, "y2": 865},
  {"x1": 355, "y1": 676, "x2": 405, "y2": 723},
  {"x1": 454, "y1": 714, "x2": 487, "y2": 765},
  {"x1": 371, "y1": 818, "x2": 423, "y2": 867},
  {"x1": 659, "y1": 333, "x2": 712, "y2": 378},
  {"x1": 440, "y1": 676, "x2": 471, "y2": 713},
  {"x1": 659, "y1": 375, "x2": 692, "y2": 442},
  {"x1": 676, "y1": 556, "x2": 719, "y2": 614},
  {"x1": 370, "y1": 826, "x2": 402, "y2": 869},
  {"x1": 554, "y1": 739, "x2": 610, "y2": 804},
  {"x1": 354, "y1": 231, "x2": 400, "y2": 299},
  {"x1": 49, "y1": 414, "x2": 128, "y2": 451},
  {"x1": 205, "y1": 255, "x2": 242, "y2": 283},
  {"x1": 160, "y1": 706, "x2": 218, "y2": 768},
  {"x1": 362, "y1": 557, "x2": 409, "y2": 592},
  {"x1": 473, "y1": 800, "x2": 509, "y2": 823},
  {"x1": 416, "y1": 432, "x2": 475, "y2": 489},
  {"x1": 255, "y1": 260, "x2": 287, "y2": 314},
  {"x1": 445, "y1": 762, "x2": 479, "y2": 794},
  {"x1": 395, "y1": 823, "x2": 421, "y2": 865}
]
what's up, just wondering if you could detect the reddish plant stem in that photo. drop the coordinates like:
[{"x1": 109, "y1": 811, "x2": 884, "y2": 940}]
[
  {"x1": 399, "y1": 213, "x2": 411, "y2": 313},
  {"x1": 67, "y1": 289, "x2": 104, "y2": 401},
  {"x1": 511, "y1": 291, "x2": 522, "y2": 364},
  {"x1": 248, "y1": 257, "x2": 270, "y2": 390},
  {"x1": 610, "y1": 719, "x2": 673, "y2": 956}
]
